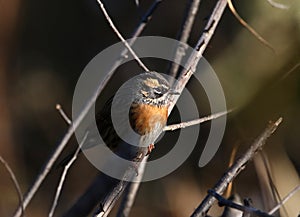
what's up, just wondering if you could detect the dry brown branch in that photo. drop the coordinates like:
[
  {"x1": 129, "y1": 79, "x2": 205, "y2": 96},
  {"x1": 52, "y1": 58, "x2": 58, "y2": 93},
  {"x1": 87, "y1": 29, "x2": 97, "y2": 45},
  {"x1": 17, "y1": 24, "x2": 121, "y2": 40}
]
[
  {"x1": 190, "y1": 117, "x2": 283, "y2": 217},
  {"x1": 224, "y1": 144, "x2": 239, "y2": 199},
  {"x1": 0, "y1": 155, "x2": 24, "y2": 217},
  {"x1": 227, "y1": 0, "x2": 275, "y2": 53}
]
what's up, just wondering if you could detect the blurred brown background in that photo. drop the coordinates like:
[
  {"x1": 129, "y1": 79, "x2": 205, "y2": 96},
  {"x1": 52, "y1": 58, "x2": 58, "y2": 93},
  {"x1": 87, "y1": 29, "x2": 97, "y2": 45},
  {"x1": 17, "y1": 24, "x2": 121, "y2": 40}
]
[{"x1": 0, "y1": 0, "x2": 299, "y2": 216}]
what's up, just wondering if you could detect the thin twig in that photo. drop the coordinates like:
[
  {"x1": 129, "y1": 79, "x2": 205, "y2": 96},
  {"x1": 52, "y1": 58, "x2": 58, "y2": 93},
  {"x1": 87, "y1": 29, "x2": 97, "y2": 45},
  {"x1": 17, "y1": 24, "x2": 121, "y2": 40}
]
[
  {"x1": 227, "y1": 0, "x2": 275, "y2": 53},
  {"x1": 168, "y1": 0, "x2": 201, "y2": 79},
  {"x1": 169, "y1": 0, "x2": 228, "y2": 113},
  {"x1": 48, "y1": 133, "x2": 88, "y2": 217},
  {"x1": 277, "y1": 62, "x2": 300, "y2": 83},
  {"x1": 0, "y1": 156, "x2": 24, "y2": 217},
  {"x1": 96, "y1": 0, "x2": 149, "y2": 72},
  {"x1": 93, "y1": 167, "x2": 138, "y2": 217},
  {"x1": 190, "y1": 117, "x2": 283, "y2": 217},
  {"x1": 164, "y1": 109, "x2": 232, "y2": 131},
  {"x1": 56, "y1": 104, "x2": 72, "y2": 125},
  {"x1": 209, "y1": 190, "x2": 274, "y2": 217},
  {"x1": 13, "y1": 1, "x2": 161, "y2": 216},
  {"x1": 268, "y1": 184, "x2": 300, "y2": 215},
  {"x1": 224, "y1": 144, "x2": 239, "y2": 198},
  {"x1": 115, "y1": 157, "x2": 148, "y2": 217},
  {"x1": 266, "y1": 0, "x2": 289, "y2": 10}
]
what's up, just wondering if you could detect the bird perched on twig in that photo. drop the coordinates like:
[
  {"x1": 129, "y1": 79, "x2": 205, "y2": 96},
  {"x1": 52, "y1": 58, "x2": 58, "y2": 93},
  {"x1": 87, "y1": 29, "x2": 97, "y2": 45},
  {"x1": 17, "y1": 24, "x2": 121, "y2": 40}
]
[{"x1": 60, "y1": 71, "x2": 177, "y2": 167}]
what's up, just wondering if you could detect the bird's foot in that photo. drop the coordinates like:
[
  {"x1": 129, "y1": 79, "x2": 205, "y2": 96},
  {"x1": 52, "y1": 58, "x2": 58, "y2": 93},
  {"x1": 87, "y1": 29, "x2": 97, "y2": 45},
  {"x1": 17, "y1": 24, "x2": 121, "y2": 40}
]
[{"x1": 146, "y1": 144, "x2": 155, "y2": 155}]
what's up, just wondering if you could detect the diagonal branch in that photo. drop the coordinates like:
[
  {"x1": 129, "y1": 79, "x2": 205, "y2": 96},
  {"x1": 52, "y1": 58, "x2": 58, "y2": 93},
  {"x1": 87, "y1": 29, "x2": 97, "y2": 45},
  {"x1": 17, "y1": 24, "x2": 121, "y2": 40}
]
[
  {"x1": 268, "y1": 184, "x2": 300, "y2": 215},
  {"x1": 96, "y1": 0, "x2": 149, "y2": 72},
  {"x1": 168, "y1": 0, "x2": 202, "y2": 79},
  {"x1": 115, "y1": 157, "x2": 147, "y2": 217},
  {"x1": 169, "y1": 0, "x2": 228, "y2": 113},
  {"x1": 190, "y1": 117, "x2": 283, "y2": 217},
  {"x1": 209, "y1": 190, "x2": 273, "y2": 217},
  {"x1": 48, "y1": 133, "x2": 88, "y2": 217}
]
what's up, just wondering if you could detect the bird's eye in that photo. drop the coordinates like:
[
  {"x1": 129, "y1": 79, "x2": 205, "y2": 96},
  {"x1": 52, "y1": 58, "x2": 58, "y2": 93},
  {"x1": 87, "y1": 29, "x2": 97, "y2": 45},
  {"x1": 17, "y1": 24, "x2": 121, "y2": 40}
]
[{"x1": 153, "y1": 88, "x2": 164, "y2": 98}]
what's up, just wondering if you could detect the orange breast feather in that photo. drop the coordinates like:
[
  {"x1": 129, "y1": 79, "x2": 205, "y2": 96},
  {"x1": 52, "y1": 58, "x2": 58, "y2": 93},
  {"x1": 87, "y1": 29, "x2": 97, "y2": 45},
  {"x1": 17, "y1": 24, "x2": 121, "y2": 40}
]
[{"x1": 130, "y1": 104, "x2": 168, "y2": 135}]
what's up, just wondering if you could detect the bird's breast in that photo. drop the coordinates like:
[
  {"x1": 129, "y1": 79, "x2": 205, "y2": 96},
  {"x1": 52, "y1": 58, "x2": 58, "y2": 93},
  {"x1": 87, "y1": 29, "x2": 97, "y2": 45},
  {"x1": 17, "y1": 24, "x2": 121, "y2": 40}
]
[{"x1": 130, "y1": 103, "x2": 168, "y2": 135}]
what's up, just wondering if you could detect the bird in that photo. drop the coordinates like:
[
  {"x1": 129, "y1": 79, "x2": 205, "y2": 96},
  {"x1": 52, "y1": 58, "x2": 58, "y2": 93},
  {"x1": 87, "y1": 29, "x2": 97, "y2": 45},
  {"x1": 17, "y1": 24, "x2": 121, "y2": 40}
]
[
  {"x1": 97, "y1": 71, "x2": 174, "y2": 161},
  {"x1": 59, "y1": 71, "x2": 176, "y2": 166}
]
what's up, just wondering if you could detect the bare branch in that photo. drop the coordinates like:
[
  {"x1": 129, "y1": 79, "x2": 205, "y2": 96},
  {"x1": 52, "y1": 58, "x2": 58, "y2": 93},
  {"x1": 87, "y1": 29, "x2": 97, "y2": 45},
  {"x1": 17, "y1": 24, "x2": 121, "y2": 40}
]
[
  {"x1": 266, "y1": 0, "x2": 290, "y2": 10},
  {"x1": 92, "y1": 168, "x2": 137, "y2": 217},
  {"x1": 190, "y1": 117, "x2": 283, "y2": 217},
  {"x1": 115, "y1": 157, "x2": 148, "y2": 217},
  {"x1": 277, "y1": 62, "x2": 300, "y2": 83},
  {"x1": 56, "y1": 104, "x2": 72, "y2": 125},
  {"x1": 169, "y1": 0, "x2": 228, "y2": 113},
  {"x1": 168, "y1": 0, "x2": 201, "y2": 79},
  {"x1": 268, "y1": 184, "x2": 300, "y2": 215},
  {"x1": 0, "y1": 156, "x2": 24, "y2": 217},
  {"x1": 209, "y1": 190, "x2": 274, "y2": 217},
  {"x1": 13, "y1": 1, "x2": 162, "y2": 216},
  {"x1": 48, "y1": 133, "x2": 88, "y2": 217},
  {"x1": 227, "y1": 0, "x2": 275, "y2": 53},
  {"x1": 164, "y1": 109, "x2": 232, "y2": 131},
  {"x1": 96, "y1": 0, "x2": 149, "y2": 72}
]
